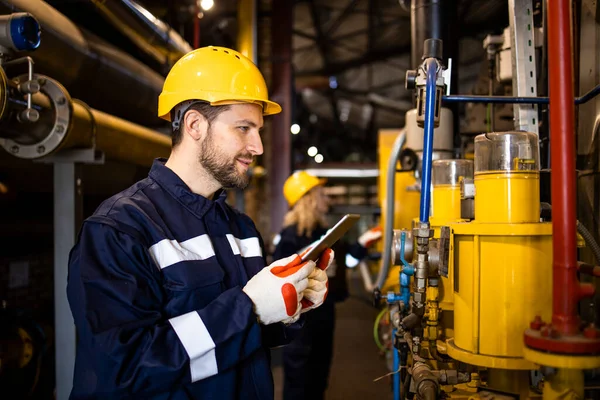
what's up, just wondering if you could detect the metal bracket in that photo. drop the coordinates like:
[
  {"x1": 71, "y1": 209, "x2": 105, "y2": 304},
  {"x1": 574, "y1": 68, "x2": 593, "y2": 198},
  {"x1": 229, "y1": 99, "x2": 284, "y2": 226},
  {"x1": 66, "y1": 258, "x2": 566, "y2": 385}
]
[
  {"x1": 34, "y1": 148, "x2": 105, "y2": 164},
  {"x1": 442, "y1": 58, "x2": 452, "y2": 96},
  {"x1": 3, "y1": 56, "x2": 38, "y2": 122},
  {"x1": 508, "y1": 0, "x2": 539, "y2": 134}
]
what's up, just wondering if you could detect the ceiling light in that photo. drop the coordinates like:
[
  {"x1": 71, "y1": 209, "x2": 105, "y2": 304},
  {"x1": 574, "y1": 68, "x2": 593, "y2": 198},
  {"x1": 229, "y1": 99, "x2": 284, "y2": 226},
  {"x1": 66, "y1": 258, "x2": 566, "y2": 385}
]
[
  {"x1": 307, "y1": 146, "x2": 318, "y2": 157},
  {"x1": 290, "y1": 123, "x2": 300, "y2": 135},
  {"x1": 315, "y1": 154, "x2": 324, "y2": 163},
  {"x1": 200, "y1": 0, "x2": 214, "y2": 11}
]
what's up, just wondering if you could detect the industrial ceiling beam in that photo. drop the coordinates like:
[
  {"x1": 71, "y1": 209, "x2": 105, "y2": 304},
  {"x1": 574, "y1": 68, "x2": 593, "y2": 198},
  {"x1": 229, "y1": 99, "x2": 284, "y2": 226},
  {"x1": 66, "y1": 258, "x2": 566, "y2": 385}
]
[
  {"x1": 296, "y1": 43, "x2": 411, "y2": 76},
  {"x1": 325, "y1": 0, "x2": 360, "y2": 36},
  {"x1": 307, "y1": 0, "x2": 343, "y2": 133},
  {"x1": 293, "y1": 18, "x2": 407, "y2": 52}
]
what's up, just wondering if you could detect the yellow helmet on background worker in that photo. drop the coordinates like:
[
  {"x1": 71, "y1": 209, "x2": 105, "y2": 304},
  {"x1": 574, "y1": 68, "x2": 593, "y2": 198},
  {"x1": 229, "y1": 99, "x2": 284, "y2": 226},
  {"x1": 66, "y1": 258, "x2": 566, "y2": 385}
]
[
  {"x1": 158, "y1": 46, "x2": 281, "y2": 120},
  {"x1": 284, "y1": 171, "x2": 327, "y2": 207}
]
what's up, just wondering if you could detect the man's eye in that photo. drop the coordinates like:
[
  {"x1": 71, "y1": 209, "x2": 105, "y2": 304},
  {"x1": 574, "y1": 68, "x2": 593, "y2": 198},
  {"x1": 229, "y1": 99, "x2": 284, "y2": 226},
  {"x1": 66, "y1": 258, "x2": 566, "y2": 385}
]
[{"x1": 238, "y1": 126, "x2": 249, "y2": 133}]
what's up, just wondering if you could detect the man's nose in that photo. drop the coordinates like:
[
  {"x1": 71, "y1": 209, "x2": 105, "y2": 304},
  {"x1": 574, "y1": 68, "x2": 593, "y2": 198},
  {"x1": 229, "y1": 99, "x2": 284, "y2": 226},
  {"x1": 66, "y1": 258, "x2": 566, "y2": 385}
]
[{"x1": 247, "y1": 130, "x2": 264, "y2": 156}]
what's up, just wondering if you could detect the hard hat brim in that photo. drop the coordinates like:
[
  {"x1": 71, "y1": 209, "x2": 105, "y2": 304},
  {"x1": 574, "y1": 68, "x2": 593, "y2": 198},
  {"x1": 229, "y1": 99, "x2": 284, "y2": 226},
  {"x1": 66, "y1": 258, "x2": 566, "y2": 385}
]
[{"x1": 159, "y1": 93, "x2": 282, "y2": 121}]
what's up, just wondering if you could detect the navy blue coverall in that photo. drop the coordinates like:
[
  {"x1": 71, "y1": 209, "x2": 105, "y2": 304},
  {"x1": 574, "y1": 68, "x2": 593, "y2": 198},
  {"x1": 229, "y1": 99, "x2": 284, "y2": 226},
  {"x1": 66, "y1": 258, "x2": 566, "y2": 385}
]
[
  {"x1": 67, "y1": 159, "x2": 301, "y2": 400},
  {"x1": 273, "y1": 224, "x2": 367, "y2": 400}
]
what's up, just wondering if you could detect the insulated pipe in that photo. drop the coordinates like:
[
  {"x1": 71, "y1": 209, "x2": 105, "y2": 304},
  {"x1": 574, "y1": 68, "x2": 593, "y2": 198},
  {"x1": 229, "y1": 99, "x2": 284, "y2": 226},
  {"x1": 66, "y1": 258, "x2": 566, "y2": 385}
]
[
  {"x1": 547, "y1": 0, "x2": 579, "y2": 335},
  {"x1": 419, "y1": 58, "x2": 437, "y2": 223},
  {"x1": 0, "y1": 0, "x2": 165, "y2": 126},
  {"x1": 375, "y1": 131, "x2": 407, "y2": 291},
  {"x1": 74, "y1": 102, "x2": 171, "y2": 166},
  {"x1": 91, "y1": 0, "x2": 192, "y2": 70},
  {"x1": 0, "y1": 75, "x2": 170, "y2": 166}
]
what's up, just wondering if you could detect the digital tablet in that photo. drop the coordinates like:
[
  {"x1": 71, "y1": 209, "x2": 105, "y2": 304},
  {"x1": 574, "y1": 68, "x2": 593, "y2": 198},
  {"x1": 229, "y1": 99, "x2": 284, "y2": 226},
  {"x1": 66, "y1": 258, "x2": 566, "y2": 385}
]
[{"x1": 300, "y1": 214, "x2": 361, "y2": 262}]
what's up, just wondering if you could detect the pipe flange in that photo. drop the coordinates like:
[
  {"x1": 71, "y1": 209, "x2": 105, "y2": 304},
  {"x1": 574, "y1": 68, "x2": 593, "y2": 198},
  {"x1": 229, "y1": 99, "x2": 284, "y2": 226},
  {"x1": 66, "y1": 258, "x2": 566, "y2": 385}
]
[{"x1": 0, "y1": 74, "x2": 71, "y2": 159}]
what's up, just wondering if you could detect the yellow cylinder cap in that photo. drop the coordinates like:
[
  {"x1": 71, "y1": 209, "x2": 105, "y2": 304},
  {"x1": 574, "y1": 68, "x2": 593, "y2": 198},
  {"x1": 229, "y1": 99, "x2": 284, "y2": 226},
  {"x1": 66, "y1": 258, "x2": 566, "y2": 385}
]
[
  {"x1": 283, "y1": 171, "x2": 326, "y2": 207},
  {"x1": 158, "y1": 46, "x2": 282, "y2": 120}
]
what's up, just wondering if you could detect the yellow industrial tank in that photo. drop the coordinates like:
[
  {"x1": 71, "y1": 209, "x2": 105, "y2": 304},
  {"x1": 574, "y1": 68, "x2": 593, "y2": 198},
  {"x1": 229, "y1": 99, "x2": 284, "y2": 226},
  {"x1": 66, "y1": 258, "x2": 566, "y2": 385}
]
[
  {"x1": 431, "y1": 159, "x2": 473, "y2": 226},
  {"x1": 446, "y1": 132, "x2": 553, "y2": 371},
  {"x1": 429, "y1": 159, "x2": 474, "y2": 342}
]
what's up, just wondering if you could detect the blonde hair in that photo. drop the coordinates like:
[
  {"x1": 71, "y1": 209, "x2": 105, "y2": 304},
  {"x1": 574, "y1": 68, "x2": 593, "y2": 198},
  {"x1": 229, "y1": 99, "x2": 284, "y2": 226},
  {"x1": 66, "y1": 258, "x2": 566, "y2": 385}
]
[{"x1": 283, "y1": 188, "x2": 328, "y2": 237}]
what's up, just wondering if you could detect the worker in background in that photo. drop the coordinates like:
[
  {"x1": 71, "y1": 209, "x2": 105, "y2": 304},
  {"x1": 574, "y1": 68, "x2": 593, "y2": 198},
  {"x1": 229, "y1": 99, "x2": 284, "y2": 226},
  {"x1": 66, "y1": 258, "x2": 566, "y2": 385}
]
[
  {"x1": 66, "y1": 47, "x2": 333, "y2": 400},
  {"x1": 274, "y1": 171, "x2": 382, "y2": 400}
]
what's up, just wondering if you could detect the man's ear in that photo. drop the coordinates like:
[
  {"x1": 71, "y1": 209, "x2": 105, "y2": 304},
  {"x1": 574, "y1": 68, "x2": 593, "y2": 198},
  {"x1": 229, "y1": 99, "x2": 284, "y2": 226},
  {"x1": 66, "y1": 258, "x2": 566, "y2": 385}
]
[{"x1": 183, "y1": 109, "x2": 208, "y2": 141}]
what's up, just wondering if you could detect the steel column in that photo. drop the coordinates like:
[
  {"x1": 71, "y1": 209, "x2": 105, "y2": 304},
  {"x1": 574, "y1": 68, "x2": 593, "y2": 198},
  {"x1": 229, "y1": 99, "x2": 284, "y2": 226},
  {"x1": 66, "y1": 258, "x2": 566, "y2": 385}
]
[{"x1": 53, "y1": 161, "x2": 81, "y2": 400}]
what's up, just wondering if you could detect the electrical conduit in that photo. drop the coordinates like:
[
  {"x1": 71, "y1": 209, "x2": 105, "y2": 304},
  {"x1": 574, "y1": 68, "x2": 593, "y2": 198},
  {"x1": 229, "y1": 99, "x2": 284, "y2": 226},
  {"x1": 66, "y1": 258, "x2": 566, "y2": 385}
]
[{"x1": 375, "y1": 131, "x2": 407, "y2": 290}]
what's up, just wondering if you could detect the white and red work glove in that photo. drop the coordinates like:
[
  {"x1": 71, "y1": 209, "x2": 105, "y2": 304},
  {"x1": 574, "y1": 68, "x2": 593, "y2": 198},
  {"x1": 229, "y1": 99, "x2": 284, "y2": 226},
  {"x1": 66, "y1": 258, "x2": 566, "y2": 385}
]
[
  {"x1": 300, "y1": 248, "x2": 335, "y2": 313},
  {"x1": 358, "y1": 226, "x2": 382, "y2": 248},
  {"x1": 243, "y1": 254, "x2": 315, "y2": 325}
]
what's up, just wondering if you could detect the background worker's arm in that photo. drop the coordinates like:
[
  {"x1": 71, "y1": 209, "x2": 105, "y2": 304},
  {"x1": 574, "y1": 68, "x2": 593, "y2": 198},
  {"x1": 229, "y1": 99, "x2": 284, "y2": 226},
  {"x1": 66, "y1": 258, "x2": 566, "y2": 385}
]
[
  {"x1": 67, "y1": 222, "x2": 306, "y2": 396},
  {"x1": 347, "y1": 225, "x2": 383, "y2": 260}
]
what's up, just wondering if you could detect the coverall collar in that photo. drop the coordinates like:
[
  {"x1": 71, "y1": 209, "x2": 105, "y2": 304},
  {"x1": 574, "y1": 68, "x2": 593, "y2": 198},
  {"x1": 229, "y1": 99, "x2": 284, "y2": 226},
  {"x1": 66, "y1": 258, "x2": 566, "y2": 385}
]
[{"x1": 149, "y1": 158, "x2": 228, "y2": 219}]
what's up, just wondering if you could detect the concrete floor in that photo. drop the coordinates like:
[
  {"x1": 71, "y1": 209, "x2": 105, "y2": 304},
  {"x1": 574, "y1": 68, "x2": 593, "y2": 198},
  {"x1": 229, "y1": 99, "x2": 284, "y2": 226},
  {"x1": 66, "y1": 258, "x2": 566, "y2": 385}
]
[{"x1": 271, "y1": 275, "x2": 393, "y2": 400}]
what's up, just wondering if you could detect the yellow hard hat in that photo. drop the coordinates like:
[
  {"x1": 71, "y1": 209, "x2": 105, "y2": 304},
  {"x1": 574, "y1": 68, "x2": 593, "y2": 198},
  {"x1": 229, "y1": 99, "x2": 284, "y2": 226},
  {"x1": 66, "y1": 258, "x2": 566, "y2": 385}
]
[
  {"x1": 158, "y1": 46, "x2": 282, "y2": 121},
  {"x1": 283, "y1": 171, "x2": 326, "y2": 207}
]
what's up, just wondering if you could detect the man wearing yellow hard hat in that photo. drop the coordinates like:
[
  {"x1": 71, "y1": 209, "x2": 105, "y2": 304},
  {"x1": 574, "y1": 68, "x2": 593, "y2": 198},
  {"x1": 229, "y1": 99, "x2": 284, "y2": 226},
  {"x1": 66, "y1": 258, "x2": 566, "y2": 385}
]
[
  {"x1": 67, "y1": 47, "x2": 333, "y2": 400},
  {"x1": 274, "y1": 171, "x2": 382, "y2": 400}
]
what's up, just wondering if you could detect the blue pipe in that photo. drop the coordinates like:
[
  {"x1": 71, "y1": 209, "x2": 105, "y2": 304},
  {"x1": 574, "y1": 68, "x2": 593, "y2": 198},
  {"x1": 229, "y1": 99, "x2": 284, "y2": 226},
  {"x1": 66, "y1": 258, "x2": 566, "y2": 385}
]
[
  {"x1": 392, "y1": 328, "x2": 400, "y2": 400},
  {"x1": 420, "y1": 58, "x2": 438, "y2": 223},
  {"x1": 575, "y1": 83, "x2": 600, "y2": 104},
  {"x1": 441, "y1": 83, "x2": 600, "y2": 105},
  {"x1": 399, "y1": 231, "x2": 414, "y2": 307},
  {"x1": 442, "y1": 94, "x2": 548, "y2": 104}
]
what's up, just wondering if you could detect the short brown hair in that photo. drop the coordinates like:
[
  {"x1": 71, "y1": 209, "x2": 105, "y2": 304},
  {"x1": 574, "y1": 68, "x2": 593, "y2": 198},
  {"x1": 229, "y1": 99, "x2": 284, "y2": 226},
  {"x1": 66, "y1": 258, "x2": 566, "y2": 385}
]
[{"x1": 170, "y1": 101, "x2": 231, "y2": 146}]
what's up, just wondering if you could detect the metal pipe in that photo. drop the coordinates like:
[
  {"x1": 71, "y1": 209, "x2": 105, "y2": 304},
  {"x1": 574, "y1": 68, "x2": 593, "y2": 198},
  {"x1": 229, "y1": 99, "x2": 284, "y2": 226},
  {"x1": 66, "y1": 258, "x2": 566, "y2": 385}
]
[
  {"x1": 443, "y1": 94, "x2": 548, "y2": 104},
  {"x1": 412, "y1": 361, "x2": 439, "y2": 400},
  {"x1": 419, "y1": 58, "x2": 437, "y2": 223},
  {"x1": 442, "y1": 83, "x2": 600, "y2": 105},
  {"x1": 410, "y1": 0, "x2": 443, "y2": 69},
  {"x1": 0, "y1": 0, "x2": 165, "y2": 126},
  {"x1": 79, "y1": 103, "x2": 171, "y2": 166},
  {"x1": 548, "y1": 0, "x2": 579, "y2": 335},
  {"x1": 393, "y1": 329, "x2": 401, "y2": 400},
  {"x1": 85, "y1": 0, "x2": 192, "y2": 73},
  {"x1": 375, "y1": 131, "x2": 407, "y2": 290},
  {"x1": 238, "y1": 0, "x2": 257, "y2": 62},
  {"x1": 0, "y1": 75, "x2": 170, "y2": 166}
]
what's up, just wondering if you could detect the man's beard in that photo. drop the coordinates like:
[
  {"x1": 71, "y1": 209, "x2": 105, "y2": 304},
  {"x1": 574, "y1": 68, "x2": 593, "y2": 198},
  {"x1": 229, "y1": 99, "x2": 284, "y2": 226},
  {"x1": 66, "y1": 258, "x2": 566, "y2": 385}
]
[{"x1": 199, "y1": 132, "x2": 252, "y2": 190}]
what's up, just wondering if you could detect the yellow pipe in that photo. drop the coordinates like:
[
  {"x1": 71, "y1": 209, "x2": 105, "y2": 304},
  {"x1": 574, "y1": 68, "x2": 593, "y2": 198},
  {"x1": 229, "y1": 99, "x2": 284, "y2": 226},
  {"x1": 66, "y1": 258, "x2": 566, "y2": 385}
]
[
  {"x1": 237, "y1": 0, "x2": 257, "y2": 62},
  {"x1": 71, "y1": 100, "x2": 171, "y2": 166},
  {"x1": 487, "y1": 369, "x2": 531, "y2": 398},
  {"x1": 543, "y1": 369, "x2": 584, "y2": 400},
  {"x1": 3, "y1": 80, "x2": 170, "y2": 167}
]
